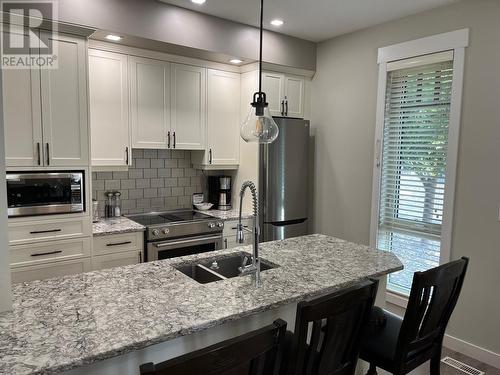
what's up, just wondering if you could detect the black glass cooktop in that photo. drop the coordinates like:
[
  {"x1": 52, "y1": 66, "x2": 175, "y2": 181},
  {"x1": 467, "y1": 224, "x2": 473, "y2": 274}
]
[{"x1": 128, "y1": 210, "x2": 213, "y2": 226}]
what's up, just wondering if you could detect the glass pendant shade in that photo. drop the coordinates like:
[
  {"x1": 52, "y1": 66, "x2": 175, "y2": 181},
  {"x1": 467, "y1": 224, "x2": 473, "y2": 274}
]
[{"x1": 240, "y1": 105, "x2": 279, "y2": 144}]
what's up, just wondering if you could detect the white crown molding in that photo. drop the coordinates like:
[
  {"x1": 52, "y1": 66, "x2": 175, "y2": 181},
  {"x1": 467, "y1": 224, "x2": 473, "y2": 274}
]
[{"x1": 240, "y1": 61, "x2": 316, "y2": 78}]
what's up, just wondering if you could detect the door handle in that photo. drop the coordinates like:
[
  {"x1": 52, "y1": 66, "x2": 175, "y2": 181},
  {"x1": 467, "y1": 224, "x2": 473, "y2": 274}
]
[
  {"x1": 36, "y1": 143, "x2": 41, "y2": 165},
  {"x1": 173, "y1": 131, "x2": 176, "y2": 148},
  {"x1": 125, "y1": 147, "x2": 129, "y2": 165},
  {"x1": 224, "y1": 238, "x2": 228, "y2": 249},
  {"x1": 209, "y1": 148, "x2": 212, "y2": 164},
  {"x1": 46, "y1": 143, "x2": 50, "y2": 165},
  {"x1": 167, "y1": 131, "x2": 171, "y2": 148},
  {"x1": 30, "y1": 229, "x2": 62, "y2": 234},
  {"x1": 280, "y1": 100, "x2": 284, "y2": 116},
  {"x1": 106, "y1": 241, "x2": 132, "y2": 247},
  {"x1": 285, "y1": 100, "x2": 288, "y2": 116},
  {"x1": 138, "y1": 251, "x2": 142, "y2": 263},
  {"x1": 31, "y1": 250, "x2": 62, "y2": 257}
]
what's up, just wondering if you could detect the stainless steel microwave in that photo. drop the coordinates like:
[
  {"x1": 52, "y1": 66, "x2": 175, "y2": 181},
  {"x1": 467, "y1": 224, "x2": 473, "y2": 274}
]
[{"x1": 6, "y1": 171, "x2": 85, "y2": 217}]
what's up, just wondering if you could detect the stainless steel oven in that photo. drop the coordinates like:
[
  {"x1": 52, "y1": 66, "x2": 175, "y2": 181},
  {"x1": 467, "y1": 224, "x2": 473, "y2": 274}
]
[
  {"x1": 147, "y1": 233, "x2": 223, "y2": 261},
  {"x1": 6, "y1": 171, "x2": 85, "y2": 217}
]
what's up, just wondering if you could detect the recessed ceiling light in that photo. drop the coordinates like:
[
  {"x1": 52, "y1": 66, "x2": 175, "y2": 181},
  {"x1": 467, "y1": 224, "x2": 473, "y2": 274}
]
[
  {"x1": 230, "y1": 59, "x2": 243, "y2": 64},
  {"x1": 105, "y1": 34, "x2": 122, "y2": 42},
  {"x1": 191, "y1": 0, "x2": 206, "y2": 4},
  {"x1": 270, "y1": 19, "x2": 284, "y2": 27}
]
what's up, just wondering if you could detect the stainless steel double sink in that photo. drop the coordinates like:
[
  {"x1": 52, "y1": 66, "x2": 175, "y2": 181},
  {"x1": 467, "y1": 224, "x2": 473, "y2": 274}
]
[{"x1": 174, "y1": 251, "x2": 278, "y2": 284}]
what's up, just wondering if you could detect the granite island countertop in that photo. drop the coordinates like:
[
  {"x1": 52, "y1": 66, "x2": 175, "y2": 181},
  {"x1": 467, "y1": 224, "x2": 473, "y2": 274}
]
[
  {"x1": 92, "y1": 217, "x2": 145, "y2": 236},
  {"x1": 0, "y1": 234, "x2": 403, "y2": 375}
]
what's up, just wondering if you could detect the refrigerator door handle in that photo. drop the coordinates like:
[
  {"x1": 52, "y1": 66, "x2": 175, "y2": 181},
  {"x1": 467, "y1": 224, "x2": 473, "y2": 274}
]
[{"x1": 264, "y1": 218, "x2": 307, "y2": 226}]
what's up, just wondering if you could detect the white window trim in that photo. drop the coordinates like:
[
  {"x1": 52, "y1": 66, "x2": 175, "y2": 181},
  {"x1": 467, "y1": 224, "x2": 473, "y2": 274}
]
[{"x1": 370, "y1": 29, "x2": 469, "y2": 306}]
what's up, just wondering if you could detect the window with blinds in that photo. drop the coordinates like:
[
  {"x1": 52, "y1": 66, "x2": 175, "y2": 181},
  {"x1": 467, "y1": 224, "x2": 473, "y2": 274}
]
[{"x1": 377, "y1": 56, "x2": 454, "y2": 295}]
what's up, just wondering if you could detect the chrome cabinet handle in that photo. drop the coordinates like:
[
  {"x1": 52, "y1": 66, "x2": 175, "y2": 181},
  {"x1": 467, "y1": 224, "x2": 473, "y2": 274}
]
[
  {"x1": 173, "y1": 131, "x2": 176, "y2": 148},
  {"x1": 209, "y1": 148, "x2": 212, "y2": 164},
  {"x1": 31, "y1": 250, "x2": 62, "y2": 257},
  {"x1": 224, "y1": 238, "x2": 228, "y2": 249},
  {"x1": 167, "y1": 131, "x2": 171, "y2": 148},
  {"x1": 36, "y1": 143, "x2": 41, "y2": 165},
  {"x1": 30, "y1": 229, "x2": 62, "y2": 234},
  {"x1": 106, "y1": 241, "x2": 132, "y2": 247},
  {"x1": 125, "y1": 147, "x2": 129, "y2": 165},
  {"x1": 230, "y1": 225, "x2": 248, "y2": 230},
  {"x1": 46, "y1": 143, "x2": 50, "y2": 165},
  {"x1": 139, "y1": 251, "x2": 142, "y2": 263},
  {"x1": 284, "y1": 97, "x2": 288, "y2": 116},
  {"x1": 280, "y1": 100, "x2": 284, "y2": 116}
]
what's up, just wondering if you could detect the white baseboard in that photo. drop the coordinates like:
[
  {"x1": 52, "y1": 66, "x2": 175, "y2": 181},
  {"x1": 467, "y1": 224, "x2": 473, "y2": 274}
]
[{"x1": 443, "y1": 334, "x2": 500, "y2": 370}]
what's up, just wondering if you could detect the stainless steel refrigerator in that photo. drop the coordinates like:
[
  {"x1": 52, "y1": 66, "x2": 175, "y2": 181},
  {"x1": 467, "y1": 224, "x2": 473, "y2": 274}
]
[{"x1": 259, "y1": 117, "x2": 310, "y2": 241}]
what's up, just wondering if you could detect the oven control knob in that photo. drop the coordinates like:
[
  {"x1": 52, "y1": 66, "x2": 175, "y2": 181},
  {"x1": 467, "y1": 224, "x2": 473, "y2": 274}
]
[
  {"x1": 217, "y1": 222, "x2": 224, "y2": 228},
  {"x1": 162, "y1": 228, "x2": 170, "y2": 234},
  {"x1": 152, "y1": 229, "x2": 160, "y2": 236},
  {"x1": 208, "y1": 222, "x2": 216, "y2": 229}
]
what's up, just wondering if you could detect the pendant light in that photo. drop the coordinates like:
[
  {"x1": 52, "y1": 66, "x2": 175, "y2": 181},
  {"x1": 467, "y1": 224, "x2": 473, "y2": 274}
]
[{"x1": 240, "y1": 0, "x2": 279, "y2": 144}]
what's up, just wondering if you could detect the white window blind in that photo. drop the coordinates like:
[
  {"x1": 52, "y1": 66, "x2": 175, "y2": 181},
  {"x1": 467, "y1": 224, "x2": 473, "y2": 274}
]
[{"x1": 377, "y1": 57, "x2": 454, "y2": 295}]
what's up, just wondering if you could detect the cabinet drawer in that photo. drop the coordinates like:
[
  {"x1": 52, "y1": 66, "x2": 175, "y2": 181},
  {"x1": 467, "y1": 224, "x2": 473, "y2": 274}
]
[
  {"x1": 92, "y1": 250, "x2": 142, "y2": 271},
  {"x1": 93, "y1": 232, "x2": 143, "y2": 255},
  {"x1": 223, "y1": 218, "x2": 253, "y2": 237},
  {"x1": 11, "y1": 258, "x2": 91, "y2": 284},
  {"x1": 9, "y1": 217, "x2": 91, "y2": 245},
  {"x1": 10, "y1": 238, "x2": 91, "y2": 268}
]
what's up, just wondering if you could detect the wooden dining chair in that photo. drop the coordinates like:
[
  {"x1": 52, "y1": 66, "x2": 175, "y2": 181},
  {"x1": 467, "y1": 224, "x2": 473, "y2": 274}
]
[
  {"x1": 360, "y1": 257, "x2": 469, "y2": 375},
  {"x1": 139, "y1": 319, "x2": 287, "y2": 375},
  {"x1": 283, "y1": 279, "x2": 379, "y2": 375}
]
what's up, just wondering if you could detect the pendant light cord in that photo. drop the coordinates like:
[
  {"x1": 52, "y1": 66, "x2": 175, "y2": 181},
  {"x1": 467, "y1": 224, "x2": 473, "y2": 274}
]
[{"x1": 258, "y1": 0, "x2": 263, "y2": 93}]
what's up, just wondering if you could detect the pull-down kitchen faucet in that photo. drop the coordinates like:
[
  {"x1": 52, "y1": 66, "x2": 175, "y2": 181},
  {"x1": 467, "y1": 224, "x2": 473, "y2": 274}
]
[{"x1": 237, "y1": 181, "x2": 261, "y2": 287}]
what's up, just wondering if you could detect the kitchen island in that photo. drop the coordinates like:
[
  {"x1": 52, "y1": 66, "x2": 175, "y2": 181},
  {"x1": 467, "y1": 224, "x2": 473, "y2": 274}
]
[{"x1": 0, "y1": 234, "x2": 402, "y2": 375}]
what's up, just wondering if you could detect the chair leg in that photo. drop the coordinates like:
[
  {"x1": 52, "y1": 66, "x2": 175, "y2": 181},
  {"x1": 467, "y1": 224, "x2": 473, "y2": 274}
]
[
  {"x1": 430, "y1": 353, "x2": 441, "y2": 375},
  {"x1": 366, "y1": 363, "x2": 378, "y2": 375}
]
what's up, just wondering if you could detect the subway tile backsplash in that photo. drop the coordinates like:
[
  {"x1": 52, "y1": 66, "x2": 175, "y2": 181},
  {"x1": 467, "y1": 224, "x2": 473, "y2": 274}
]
[{"x1": 92, "y1": 149, "x2": 205, "y2": 216}]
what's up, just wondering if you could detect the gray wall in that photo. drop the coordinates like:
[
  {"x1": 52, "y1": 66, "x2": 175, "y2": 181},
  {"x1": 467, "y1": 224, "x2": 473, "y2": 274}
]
[
  {"x1": 59, "y1": 0, "x2": 316, "y2": 70},
  {"x1": 311, "y1": 0, "x2": 500, "y2": 354},
  {"x1": 92, "y1": 149, "x2": 205, "y2": 217}
]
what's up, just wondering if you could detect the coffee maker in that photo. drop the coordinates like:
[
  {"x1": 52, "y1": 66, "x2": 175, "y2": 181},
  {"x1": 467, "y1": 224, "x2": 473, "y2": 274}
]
[{"x1": 208, "y1": 176, "x2": 232, "y2": 211}]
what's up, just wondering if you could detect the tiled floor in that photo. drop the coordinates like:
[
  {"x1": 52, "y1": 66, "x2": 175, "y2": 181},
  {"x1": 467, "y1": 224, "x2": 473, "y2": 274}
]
[{"x1": 357, "y1": 347, "x2": 500, "y2": 374}]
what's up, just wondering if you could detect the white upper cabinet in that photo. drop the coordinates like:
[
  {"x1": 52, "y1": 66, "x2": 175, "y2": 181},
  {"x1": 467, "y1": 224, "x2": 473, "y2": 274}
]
[
  {"x1": 283, "y1": 75, "x2": 305, "y2": 118},
  {"x1": 89, "y1": 49, "x2": 130, "y2": 167},
  {"x1": 262, "y1": 72, "x2": 284, "y2": 117},
  {"x1": 205, "y1": 69, "x2": 240, "y2": 166},
  {"x1": 2, "y1": 60, "x2": 43, "y2": 167},
  {"x1": 263, "y1": 72, "x2": 305, "y2": 118},
  {"x1": 40, "y1": 32, "x2": 89, "y2": 166},
  {"x1": 3, "y1": 31, "x2": 88, "y2": 168},
  {"x1": 170, "y1": 63, "x2": 206, "y2": 150},
  {"x1": 130, "y1": 57, "x2": 170, "y2": 149}
]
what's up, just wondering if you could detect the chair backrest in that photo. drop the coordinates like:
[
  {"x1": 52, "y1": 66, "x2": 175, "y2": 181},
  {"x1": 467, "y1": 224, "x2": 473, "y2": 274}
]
[
  {"x1": 396, "y1": 257, "x2": 469, "y2": 363},
  {"x1": 139, "y1": 319, "x2": 287, "y2": 375},
  {"x1": 289, "y1": 279, "x2": 379, "y2": 375}
]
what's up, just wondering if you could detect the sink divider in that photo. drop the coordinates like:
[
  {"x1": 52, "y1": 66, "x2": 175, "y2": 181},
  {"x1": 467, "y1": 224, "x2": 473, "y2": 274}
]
[{"x1": 196, "y1": 264, "x2": 227, "y2": 281}]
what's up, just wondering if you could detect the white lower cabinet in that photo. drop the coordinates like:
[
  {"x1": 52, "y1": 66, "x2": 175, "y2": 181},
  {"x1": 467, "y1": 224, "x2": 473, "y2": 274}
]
[
  {"x1": 223, "y1": 218, "x2": 254, "y2": 249},
  {"x1": 11, "y1": 258, "x2": 92, "y2": 284},
  {"x1": 91, "y1": 232, "x2": 144, "y2": 271}
]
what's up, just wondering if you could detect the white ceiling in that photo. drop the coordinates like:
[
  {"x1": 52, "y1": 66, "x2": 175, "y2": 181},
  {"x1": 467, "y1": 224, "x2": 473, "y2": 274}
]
[{"x1": 160, "y1": 0, "x2": 459, "y2": 42}]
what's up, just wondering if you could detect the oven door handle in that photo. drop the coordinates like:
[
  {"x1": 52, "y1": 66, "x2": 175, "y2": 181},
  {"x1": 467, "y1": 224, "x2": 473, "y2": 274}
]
[{"x1": 154, "y1": 234, "x2": 222, "y2": 248}]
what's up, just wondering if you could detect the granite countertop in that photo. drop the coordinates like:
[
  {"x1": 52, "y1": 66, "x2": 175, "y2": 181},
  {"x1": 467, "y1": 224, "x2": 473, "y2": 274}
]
[
  {"x1": 0, "y1": 234, "x2": 403, "y2": 375},
  {"x1": 92, "y1": 217, "x2": 145, "y2": 236},
  {"x1": 199, "y1": 209, "x2": 254, "y2": 221}
]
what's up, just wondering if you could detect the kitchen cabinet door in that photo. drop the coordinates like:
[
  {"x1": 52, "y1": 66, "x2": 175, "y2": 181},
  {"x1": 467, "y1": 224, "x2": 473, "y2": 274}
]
[
  {"x1": 130, "y1": 57, "x2": 170, "y2": 149},
  {"x1": 206, "y1": 69, "x2": 240, "y2": 166},
  {"x1": 40, "y1": 32, "x2": 89, "y2": 166},
  {"x1": 92, "y1": 250, "x2": 142, "y2": 271},
  {"x1": 11, "y1": 258, "x2": 91, "y2": 284},
  {"x1": 284, "y1": 75, "x2": 305, "y2": 118},
  {"x1": 171, "y1": 63, "x2": 206, "y2": 150},
  {"x1": 262, "y1": 72, "x2": 284, "y2": 117},
  {"x1": 2, "y1": 28, "x2": 43, "y2": 167},
  {"x1": 89, "y1": 50, "x2": 130, "y2": 167}
]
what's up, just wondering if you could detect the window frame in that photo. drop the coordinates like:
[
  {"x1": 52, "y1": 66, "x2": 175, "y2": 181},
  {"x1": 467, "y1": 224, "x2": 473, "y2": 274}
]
[{"x1": 370, "y1": 29, "x2": 468, "y2": 303}]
